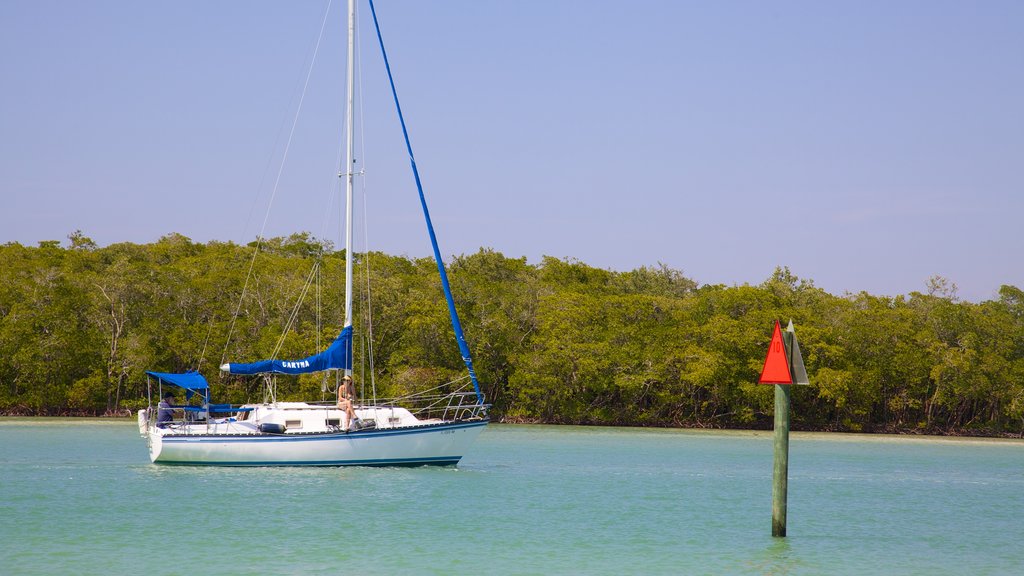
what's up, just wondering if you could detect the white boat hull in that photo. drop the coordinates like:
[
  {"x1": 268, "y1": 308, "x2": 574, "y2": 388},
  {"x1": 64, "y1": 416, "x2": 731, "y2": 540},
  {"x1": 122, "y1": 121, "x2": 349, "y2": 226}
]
[{"x1": 147, "y1": 419, "x2": 487, "y2": 466}]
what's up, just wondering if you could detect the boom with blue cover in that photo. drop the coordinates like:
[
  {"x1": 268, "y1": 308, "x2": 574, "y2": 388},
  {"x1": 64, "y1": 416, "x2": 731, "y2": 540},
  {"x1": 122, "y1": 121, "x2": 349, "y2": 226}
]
[{"x1": 222, "y1": 326, "x2": 353, "y2": 375}]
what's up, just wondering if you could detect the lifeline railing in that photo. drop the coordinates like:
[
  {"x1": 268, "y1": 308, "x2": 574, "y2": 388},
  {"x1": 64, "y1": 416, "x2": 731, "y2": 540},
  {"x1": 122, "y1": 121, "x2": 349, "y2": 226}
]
[{"x1": 306, "y1": 390, "x2": 488, "y2": 423}]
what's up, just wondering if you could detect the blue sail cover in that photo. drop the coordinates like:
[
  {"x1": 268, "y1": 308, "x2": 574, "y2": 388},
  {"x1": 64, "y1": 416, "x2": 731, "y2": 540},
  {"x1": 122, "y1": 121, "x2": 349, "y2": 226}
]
[{"x1": 224, "y1": 326, "x2": 353, "y2": 375}]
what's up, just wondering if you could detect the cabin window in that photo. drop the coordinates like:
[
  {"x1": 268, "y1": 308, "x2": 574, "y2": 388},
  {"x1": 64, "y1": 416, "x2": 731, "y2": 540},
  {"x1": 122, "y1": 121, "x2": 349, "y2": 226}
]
[
  {"x1": 326, "y1": 418, "x2": 340, "y2": 426},
  {"x1": 285, "y1": 420, "x2": 303, "y2": 429}
]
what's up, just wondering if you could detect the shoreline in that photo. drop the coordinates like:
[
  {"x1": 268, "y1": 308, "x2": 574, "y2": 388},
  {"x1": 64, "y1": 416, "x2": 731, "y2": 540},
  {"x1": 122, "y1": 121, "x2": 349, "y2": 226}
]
[
  {"x1": 496, "y1": 415, "x2": 1024, "y2": 439},
  {"x1": 3, "y1": 412, "x2": 1021, "y2": 440}
]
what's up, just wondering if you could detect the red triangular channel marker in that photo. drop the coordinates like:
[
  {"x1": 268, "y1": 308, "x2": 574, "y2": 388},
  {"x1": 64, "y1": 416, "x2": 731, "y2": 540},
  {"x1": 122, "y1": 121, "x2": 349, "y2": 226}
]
[{"x1": 758, "y1": 320, "x2": 793, "y2": 384}]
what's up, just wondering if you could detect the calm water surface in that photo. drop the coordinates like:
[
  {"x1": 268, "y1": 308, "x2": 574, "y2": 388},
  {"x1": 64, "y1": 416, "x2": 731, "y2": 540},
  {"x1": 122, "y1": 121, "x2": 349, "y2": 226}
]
[{"x1": 1, "y1": 419, "x2": 1022, "y2": 575}]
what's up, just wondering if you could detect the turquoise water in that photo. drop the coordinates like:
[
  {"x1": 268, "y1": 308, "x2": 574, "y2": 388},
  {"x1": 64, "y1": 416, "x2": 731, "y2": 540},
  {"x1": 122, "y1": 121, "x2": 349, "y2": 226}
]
[{"x1": 1, "y1": 419, "x2": 1022, "y2": 575}]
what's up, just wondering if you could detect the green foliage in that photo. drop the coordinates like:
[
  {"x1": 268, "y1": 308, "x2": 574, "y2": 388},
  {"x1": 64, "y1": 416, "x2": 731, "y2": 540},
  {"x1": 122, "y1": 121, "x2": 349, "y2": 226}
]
[{"x1": 0, "y1": 236, "x2": 1021, "y2": 435}]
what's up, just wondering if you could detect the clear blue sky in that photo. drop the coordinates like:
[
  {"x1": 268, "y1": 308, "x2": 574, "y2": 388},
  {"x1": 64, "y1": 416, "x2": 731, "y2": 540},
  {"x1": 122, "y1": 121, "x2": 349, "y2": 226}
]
[{"x1": 1, "y1": 0, "x2": 1021, "y2": 302}]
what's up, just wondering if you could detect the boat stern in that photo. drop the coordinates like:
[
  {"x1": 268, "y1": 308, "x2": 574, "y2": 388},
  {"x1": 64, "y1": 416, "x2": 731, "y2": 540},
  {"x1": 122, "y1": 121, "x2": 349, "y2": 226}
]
[{"x1": 145, "y1": 428, "x2": 164, "y2": 463}]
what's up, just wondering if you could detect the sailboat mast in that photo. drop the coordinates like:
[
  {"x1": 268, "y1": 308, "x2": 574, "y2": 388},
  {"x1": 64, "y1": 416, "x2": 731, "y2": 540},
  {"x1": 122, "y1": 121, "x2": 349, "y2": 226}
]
[{"x1": 342, "y1": 0, "x2": 356, "y2": 377}]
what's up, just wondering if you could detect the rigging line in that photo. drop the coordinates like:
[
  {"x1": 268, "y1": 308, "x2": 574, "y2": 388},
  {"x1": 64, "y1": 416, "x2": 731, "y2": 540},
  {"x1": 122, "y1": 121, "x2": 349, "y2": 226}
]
[
  {"x1": 367, "y1": 0, "x2": 484, "y2": 405},
  {"x1": 316, "y1": 150, "x2": 341, "y2": 251},
  {"x1": 238, "y1": 41, "x2": 316, "y2": 264},
  {"x1": 316, "y1": 262, "x2": 321, "y2": 352},
  {"x1": 355, "y1": 13, "x2": 380, "y2": 406},
  {"x1": 258, "y1": 0, "x2": 335, "y2": 244},
  {"x1": 389, "y1": 377, "x2": 471, "y2": 402},
  {"x1": 319, "y1": 104, "x2": 346, "y2": 246},
  {"x1": 210, "y1": 89, "x2": 315, "y2": 373},
  {"x1": 195, "y1": 320, "x2": 214, "y2": 373},
  {"x1": 220, "y1": 0, "x2": 335, "y2": 367},
  {"x1": 271, "y1": 260, "x2": 320, "y2": 360},
  {"x1": 358, "y1": 316, "x2": 366, "y2": 403},
  {"x1": 360, "y1": 164, "x2": 379, "y2": 405},
  {"x1": 318, "y1": 263, "x2": 330, "y2": 401}
]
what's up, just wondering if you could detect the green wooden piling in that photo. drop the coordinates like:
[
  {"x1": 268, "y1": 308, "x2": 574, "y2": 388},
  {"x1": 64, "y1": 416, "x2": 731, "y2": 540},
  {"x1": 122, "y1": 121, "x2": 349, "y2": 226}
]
[
  {"x1": 771, "y1": 381, "x2": 790, "y2": 537},
  {"x1": 771, "y1": 328, "x2": 795, "y2": 537}
]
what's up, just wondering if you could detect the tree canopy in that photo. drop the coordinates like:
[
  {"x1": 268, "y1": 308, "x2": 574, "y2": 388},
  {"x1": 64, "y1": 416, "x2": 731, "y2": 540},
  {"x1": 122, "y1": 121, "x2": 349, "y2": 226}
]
[{"x1": 1, "y1": 233, "x2": 1021, "y2": 436}]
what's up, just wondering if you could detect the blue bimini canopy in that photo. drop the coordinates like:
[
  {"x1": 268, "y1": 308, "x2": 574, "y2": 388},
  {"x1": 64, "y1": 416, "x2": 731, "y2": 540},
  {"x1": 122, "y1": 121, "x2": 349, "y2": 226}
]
[
  {"x1": 146, "y1": 370, "x2": 210, "y2": 401},
  {"x1": 222, "y1": 326, "x2": 353, "y2": 376}
]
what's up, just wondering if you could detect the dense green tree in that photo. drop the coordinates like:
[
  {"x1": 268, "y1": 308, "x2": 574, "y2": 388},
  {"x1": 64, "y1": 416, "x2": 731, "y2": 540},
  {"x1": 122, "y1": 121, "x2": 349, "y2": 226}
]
[{"x1": 0, "y1": 235, "x2": 1021, "y2": 435}]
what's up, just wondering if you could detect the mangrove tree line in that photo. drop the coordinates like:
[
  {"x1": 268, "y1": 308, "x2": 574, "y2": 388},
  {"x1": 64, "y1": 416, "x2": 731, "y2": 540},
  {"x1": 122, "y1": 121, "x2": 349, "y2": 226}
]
[{"x1": 1, "y1": 232, "x2": 1022, "y2": 435}]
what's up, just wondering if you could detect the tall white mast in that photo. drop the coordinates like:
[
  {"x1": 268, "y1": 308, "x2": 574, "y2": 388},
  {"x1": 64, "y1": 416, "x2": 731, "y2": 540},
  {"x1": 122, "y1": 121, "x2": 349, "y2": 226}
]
[{"x1": 342, "y1": 0, "x2": 356, "y2": 378}]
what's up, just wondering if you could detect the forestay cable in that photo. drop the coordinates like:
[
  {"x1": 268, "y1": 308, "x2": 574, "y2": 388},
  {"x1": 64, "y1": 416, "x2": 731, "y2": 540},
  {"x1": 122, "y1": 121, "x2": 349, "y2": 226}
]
[{"x1": 367, "y1": 0, "x2": 484, "y2": 405}]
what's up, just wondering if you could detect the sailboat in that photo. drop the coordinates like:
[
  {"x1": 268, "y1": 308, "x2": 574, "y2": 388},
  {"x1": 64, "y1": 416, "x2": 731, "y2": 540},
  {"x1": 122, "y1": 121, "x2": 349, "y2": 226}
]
[{"x1": 137, "y1": 0, "x2": 489, "y2": 466}]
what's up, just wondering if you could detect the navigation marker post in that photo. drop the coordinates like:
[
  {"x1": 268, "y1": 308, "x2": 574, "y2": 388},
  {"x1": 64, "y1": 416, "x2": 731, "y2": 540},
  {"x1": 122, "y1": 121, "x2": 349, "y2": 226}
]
[{"x1": 758, "y1": 319, "x2": 809, "y2": 537}]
